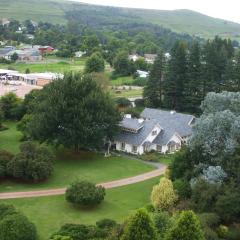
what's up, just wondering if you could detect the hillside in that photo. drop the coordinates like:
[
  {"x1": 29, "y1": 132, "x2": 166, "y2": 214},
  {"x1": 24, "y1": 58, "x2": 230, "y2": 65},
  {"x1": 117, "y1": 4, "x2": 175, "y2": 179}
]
[{"x1": 1, "y1": 0, "x2": 240, "y2": 39}]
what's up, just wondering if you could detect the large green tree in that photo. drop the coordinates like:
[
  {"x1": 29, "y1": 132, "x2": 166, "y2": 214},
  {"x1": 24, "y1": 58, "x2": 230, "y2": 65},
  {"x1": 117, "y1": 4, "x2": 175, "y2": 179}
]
[
  {"x1": 163, "y1": 41, "x2": 188, "y2": 111},
  {"x1": 85, "y1": 52, "x2": 105, "y2": 73},
  {"x1": 144, "y1": 51, "x2": 165, "y2": 107},
  {"x1": 28, "y1": 72, "x2": 121, "y2": 151}
]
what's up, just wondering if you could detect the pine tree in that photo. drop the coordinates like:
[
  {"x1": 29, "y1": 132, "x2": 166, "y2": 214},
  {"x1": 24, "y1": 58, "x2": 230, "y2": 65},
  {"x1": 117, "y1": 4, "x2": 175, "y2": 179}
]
[
  {"x1": 234, "y1": 51, "x2": 240, "y2": 91},
  {"x1": 163, "y1": 41, "x2": 187, "y2": 111},
  {"x1": 121, "y1": 208, "x2": 156, "y2": 240},
  {"x1": 143, "y1": 51, "x2": 165, "y2": 107},
  {"x1": 185, "y1": 42, "x2": 203, "y2": 113},
  {"x1": 166, "y1": 210, "x2": 205, "y2": 240}
]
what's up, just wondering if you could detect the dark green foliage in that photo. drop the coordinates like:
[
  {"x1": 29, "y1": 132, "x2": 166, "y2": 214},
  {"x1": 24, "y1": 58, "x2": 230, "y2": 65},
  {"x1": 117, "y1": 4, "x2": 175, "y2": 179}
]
[
  {"x1": 123, "y1": 108, "x2": 140, "y2": 118},
  {"x1": 0, "y1": 92, "x2": 24, "y2": 120},
  {"x1": 28, "y1": 73, "x2": 121, "y2": 151},
  {"x1": 215, "y1": 186, "x2": 240, "y2": 223},
  {"x1": 17, "y1": 114, "x2": 33, "y2": 140},
  {"x1": 185, "y1": 42, "x2": 202, "y2": 113},
  {"x1": 191, "y1": 180, "x2": 222, "y2": 213},
  {"x1": 115, "y1": 98, "x2": 131, "y2": 108},
  {"x1": 134, "y1": 98, "x2": 145, "y2": 107},
  {"x1": 163, "y1": 41, "x2": 187, "y2": 111},
  {"x1": 85, "y1": 52, "x2": 105, "y2": 73},
  {"x1": 53, "y1": 223, "x2": 108, "y2": 240},
  {"x1": 96, "y1": 219, "x2": 117, "y2": 230},
  {"x1": 0, "y1": 204, "x2": 37, "y2": 240},
  {"x1": 0, "y1": 204, "x2": 17, "y2": 219},
  {"x1": 121, "y1": 208, "x2": 156, "y2": 240},
  {"x1": 144, "y1": 52, "x2": 165, "y2": 107},
  {"x1": 10, "y1": 52, "x2": 18, "y2": 62},
  {"x1": 7, "y1": 141, "x2": 54, "y2": 182},
  {"x1": 153, "y1": 211, "x2": 172, "y2": 239},
  {"x1": 113, "y1": 51, "x2": 135, "y2": 76},
  {"x1": 166, "y1": 210, "x2": 205, "y2": 240},
  {"x1": 173, "y1": 179, "x2": 191, "y2": 199},
  {"x1": 0, "y1": 150, "x2": 14, "y2": 178},
  {"x1": 66, "y1": 181, "x2": 106, "y2": 207}
]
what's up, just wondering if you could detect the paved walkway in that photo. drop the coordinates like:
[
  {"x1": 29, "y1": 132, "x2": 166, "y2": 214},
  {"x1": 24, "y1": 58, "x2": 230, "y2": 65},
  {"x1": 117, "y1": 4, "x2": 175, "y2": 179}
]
[{"x1": 0, "y1": 165, "x2": 166, "y2": 200}]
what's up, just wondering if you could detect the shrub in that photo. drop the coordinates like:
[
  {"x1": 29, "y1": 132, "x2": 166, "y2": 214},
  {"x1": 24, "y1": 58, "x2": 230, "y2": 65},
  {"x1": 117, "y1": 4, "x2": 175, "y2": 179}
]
[
  {"x1": 165, "y1": 210, "x2": 205, "y2": 240},
  {"x1": 0, "y1": 204, "x2": 17, "y2": 219},
  {"x1": 141, "y1": 152, "x2": 159, "y2": 162},
  {"x1": 96, "y1": 219, "x2": 117, "y2": 230},
  {"x1": 173, "y1": 179, "x2": 191, "y2": 199},
  {"x1": 151, "y1": 177, "x2": 178, "y2": 211},
  {"x1": 134, "y1": 98, "x2": 145, "y2": 107},
  {"x1": 153, "y1": 211, "x2": 172, "y2": 238},
  {"x1": 7, "y1": 141, "x2": 54, "y2": 182},
  {"x1": 0, "y1": 205, "x2": 37, "y2": 240},
  {"x1": 191, "y1": 180, "x2": 222, "y2": 212},
  {"x1": 124, "y1": 108, "x2": 140, "y2": 118},
  {"x1": 66, "y1": 181, "x2": 105, "y2": 207},
  {"x1": 50, "y1": 236, "x2": 73, "y2": 240},
  {"x1": 132, "y1": 77, "x2": 147, "y2": 86},
  {"x1": 215, "y1": 187, "x2": 240, "y2": 223},
  {"x1": 217, "y1": 225, "x2": 228, "y2": 239},
  {"x1": 198, "y1": 213, "x2": 220, "y2": 228},
  {"x1": 53, "y1": 223, "x2": 107, "y2": 240},
  {"x1": 0, "y1": 150, "x2": 14, "y2": 178},
  {"x1": 115, "y1": 98, "x2": 131, "y2": 108},
  {"x1": 121, "y1": 208, "x2": 156, "y2": 240}
]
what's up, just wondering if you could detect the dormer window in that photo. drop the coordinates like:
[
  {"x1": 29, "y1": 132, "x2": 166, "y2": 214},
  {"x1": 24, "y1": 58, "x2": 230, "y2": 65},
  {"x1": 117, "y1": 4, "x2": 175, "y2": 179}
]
[{"x1": 152, "y1": 130, "x2": 157, "y2": 136}]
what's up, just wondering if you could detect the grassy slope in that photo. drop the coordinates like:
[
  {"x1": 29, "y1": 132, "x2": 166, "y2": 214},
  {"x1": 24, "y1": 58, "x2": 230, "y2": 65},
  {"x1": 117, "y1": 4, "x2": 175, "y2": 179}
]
[
  {"x1": 1, "y1": 177, "x2": 159, "y2": 240},
  {"x1": 0, "y1": 122, "x2": 154, "y2": 192},
  {"x1": 1, "y1": 0, "x2": 240, "y2": 39}
]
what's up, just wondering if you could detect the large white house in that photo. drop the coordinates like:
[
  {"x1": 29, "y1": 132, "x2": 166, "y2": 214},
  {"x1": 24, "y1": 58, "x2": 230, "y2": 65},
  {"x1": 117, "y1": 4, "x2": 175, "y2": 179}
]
[{"x1": 114, "y1": 108, "x2": 195, "y2": 155}]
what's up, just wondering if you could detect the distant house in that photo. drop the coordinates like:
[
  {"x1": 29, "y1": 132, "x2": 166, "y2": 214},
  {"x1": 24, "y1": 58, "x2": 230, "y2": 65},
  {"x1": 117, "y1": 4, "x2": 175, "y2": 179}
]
[
  {"x1": 7, "y1": 72, "x2": 63, "y2": 86},
  {"x1": 136, "y1": 70, "x2": 149, "y2": 78},
  {"x1": 75, "y1": 51, "x2": 86, "y2": 58},
  {"x1": 114, "y1": 108, "x2": 195, "y2": 155},
  {"x1": 39, "y1": 46, "x2": 55, "y2": 54},
  {"x1": 0, "y1": 46, "x2": 16, "y2": 58},
  {"x1": 144, "y1": 54, "x2": 157, "y2": 64},
  {"x1": 0, "y1": 18, "x2": 10, "y2": 26},
  {"x1": 129, "y1": 54, "x2": 140, "y2": 62},
  {"x1": 6, "y1": 49, "x2": 42, "y2": 62}
]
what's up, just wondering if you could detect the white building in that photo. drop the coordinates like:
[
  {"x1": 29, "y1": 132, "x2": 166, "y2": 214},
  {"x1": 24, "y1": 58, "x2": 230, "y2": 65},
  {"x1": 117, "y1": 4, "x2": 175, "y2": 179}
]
[
  {"x1": 114, "y1": 108, "x2": 195, "y2": 155},
  {"x1": 136, "y1": 70, "x2": 149, "y2": 78}
]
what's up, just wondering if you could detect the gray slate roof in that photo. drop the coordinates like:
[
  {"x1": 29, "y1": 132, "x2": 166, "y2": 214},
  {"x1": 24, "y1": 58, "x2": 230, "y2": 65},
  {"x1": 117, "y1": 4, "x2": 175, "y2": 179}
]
[
  {"x1": 141, "y1": 108, "x2": 194, "y2": 145},
  {"x1": 119, "y1": 118, "x2": 143, "y2": 131},
  {"x1": 115, "y1": 118, "x2": 159, "y2": 145}
]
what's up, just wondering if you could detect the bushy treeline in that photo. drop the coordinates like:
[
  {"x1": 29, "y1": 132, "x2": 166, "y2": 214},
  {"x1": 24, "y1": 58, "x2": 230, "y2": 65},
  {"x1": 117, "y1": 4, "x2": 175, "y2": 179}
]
[
  {"x1": 168, "y1": 92, "x2": 240, "y2": 239},
  {"x1": 144, "y1": 37, "x2": 240, "y2": 114}
]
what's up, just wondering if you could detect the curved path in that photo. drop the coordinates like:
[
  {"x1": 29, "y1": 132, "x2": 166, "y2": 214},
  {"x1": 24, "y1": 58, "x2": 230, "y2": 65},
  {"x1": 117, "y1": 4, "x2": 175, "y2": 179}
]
[{"x1": 0, "y1": 164, "x2": 166, "y2": 200}]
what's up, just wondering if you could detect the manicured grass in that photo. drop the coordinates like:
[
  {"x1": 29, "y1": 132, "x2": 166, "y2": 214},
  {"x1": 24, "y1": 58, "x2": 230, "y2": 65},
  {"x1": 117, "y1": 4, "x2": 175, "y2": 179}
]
[
  {"x1": 0, "y1": 122, "x2": 22, "y2": 154},
  {"x1": 112, "y1": 88, "x2": 143, "y2": 98},
  {"x1": 0, "y1": 123, "x2": 154, "y2": 192},
  {"x1": 1, "y1": 177, "x2": 159, "y2": 240},
  {"x1": 0, "y1": 59, "x2": 87, "y2": 73}
]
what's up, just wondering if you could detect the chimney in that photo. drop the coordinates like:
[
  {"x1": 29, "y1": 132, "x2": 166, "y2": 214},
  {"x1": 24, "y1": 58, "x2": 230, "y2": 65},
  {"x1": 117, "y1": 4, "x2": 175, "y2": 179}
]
[
  {"x1": 125, "y1": 114, "x2": 132, "y2": 119},
  {"x1": 138, "y1": 118, "x2": 144, "y2": 124},
  {"x1": 170, "y1": 110, "x2": 176, "y2": 115}
]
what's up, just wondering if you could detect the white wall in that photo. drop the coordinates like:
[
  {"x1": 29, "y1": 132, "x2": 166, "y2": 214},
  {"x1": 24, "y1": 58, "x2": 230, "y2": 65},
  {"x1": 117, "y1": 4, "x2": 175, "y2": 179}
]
[{"x1": 116, "y1": 141, "x2": 144, "y2": 155}]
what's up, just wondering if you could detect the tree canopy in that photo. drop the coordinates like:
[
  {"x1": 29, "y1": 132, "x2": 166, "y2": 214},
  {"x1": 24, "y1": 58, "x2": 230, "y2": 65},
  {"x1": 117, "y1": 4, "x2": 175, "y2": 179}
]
[{"x1": 27, "y1": 72, "x2": 121, "y2": 151}]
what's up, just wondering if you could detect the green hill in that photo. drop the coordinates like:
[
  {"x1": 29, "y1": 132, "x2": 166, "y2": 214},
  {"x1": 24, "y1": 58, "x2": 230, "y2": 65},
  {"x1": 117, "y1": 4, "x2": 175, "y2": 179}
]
[{"x1": 1, "y1": 0, "x2": 240, "y2": 40}]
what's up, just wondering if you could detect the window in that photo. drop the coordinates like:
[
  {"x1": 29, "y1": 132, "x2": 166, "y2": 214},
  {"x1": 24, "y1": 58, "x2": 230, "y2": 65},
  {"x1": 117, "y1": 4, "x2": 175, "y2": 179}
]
[
  {"x1": 157, "y1": 145, "x2": 162, "y2": 152},
  {"x1": 132, "y1": 145, "x2": 138, "y2": 153},
  {"x1": 121, "y1": 142, "x2": 125, "y2": 150},
  {"x1": 152, "y1": 130, "x2": 157, "y2": 136}
]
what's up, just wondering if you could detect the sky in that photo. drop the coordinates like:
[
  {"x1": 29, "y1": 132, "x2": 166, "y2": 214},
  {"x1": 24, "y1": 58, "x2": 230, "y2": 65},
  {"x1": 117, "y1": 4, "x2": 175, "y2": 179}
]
[{"x1": 70, "y1": 0, "x2": 240, "y2": 23}]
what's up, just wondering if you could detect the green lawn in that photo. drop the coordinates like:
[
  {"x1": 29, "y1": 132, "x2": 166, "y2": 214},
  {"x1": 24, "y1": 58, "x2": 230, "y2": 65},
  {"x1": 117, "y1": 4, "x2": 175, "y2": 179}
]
[
  {"x1": 110, "y1": 76, "x2": 134, "y2": 86},
  {"x1": 1, "y1": 177, "x2": 159, "y2": 240},
  {"x1": 0, "y1": 59, "x2": 87, "y2": 73},
  {"x1": 112, "y1": 88, "x2": 143, "y2": 98},
  {"x1": 0, "y1": 123, "x2": 154, "y2": 192}
]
